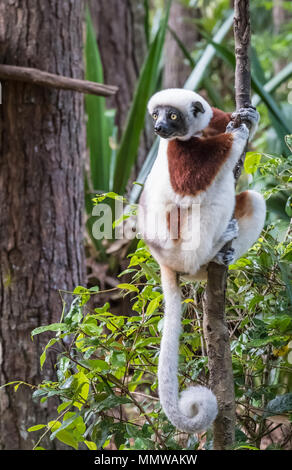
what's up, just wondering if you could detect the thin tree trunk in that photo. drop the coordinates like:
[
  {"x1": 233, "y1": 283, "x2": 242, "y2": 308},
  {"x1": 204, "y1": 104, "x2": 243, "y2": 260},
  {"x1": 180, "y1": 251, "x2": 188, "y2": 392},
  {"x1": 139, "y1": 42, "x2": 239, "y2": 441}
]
[
  {"x1": 202, "y1": 0, "x2": 251, "y2": 450},
  {"x1": 0, "y1": 0, "x2": 85, "y2": 449}
]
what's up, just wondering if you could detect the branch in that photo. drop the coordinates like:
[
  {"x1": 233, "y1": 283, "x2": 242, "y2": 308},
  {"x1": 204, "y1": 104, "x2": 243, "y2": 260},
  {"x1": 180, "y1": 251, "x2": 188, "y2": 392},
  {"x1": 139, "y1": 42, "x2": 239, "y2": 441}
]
[
  {"x1": 202, "y1": 0, "x2": 251, "y2": 450},
  {"x1": 0, "y1": 64, "x2": 118, "y2": 97}
]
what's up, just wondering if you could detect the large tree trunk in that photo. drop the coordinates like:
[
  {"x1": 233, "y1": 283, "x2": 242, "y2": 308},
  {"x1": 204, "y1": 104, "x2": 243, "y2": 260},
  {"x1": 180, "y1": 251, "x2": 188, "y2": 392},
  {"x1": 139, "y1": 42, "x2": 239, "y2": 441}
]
[
  {"x1": 163, "y1": 0, "x2": 199, "y2": 88},
  {"x1": 0, "y1": 0, "x2": 85, "y2": 449},
  {"x1": 88, "y1": 0, "x2": 151, "y2": 178}
]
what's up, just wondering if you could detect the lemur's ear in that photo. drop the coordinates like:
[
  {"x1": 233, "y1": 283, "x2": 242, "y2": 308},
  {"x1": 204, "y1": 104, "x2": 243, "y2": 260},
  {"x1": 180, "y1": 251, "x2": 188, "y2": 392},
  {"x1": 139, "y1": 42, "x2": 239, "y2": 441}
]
[{"x1": 192, "y1": 101, "x2": 205, "y2": 116}]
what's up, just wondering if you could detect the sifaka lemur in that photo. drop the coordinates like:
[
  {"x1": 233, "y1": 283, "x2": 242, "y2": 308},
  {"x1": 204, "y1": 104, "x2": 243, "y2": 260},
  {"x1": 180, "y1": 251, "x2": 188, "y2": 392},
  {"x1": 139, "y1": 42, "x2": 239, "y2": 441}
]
[{"x1": 137, "y1": 88, "x2": 266, "y2": 434}]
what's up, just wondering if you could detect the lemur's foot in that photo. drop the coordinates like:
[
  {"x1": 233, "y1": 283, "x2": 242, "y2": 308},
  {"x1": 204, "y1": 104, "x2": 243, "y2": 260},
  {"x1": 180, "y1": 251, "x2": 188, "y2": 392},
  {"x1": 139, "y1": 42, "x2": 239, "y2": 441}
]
[
  {"x1": 221, "y1": 218, "x2": 239, "y2": 244},
  {"x1": 213, "y1": 247, "x2": 235, "y2": 267}
]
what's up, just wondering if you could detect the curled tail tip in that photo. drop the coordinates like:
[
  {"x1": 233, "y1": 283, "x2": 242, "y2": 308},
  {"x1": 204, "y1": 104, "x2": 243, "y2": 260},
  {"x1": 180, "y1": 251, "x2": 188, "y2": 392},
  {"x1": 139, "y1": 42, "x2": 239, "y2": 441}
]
[{"x1": 178, "y1": 385, "x2": 218, "y2": 432}]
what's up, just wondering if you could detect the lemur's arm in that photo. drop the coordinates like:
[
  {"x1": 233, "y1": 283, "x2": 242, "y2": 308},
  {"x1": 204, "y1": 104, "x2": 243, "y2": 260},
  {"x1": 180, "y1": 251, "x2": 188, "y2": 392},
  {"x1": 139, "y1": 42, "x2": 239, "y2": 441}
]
[
  {"x1": 203, "y1": 106, "x2": 259, "y2": 142},
  {"x1": 203, "y1": 107, "x2": 232, "y2": 137}
]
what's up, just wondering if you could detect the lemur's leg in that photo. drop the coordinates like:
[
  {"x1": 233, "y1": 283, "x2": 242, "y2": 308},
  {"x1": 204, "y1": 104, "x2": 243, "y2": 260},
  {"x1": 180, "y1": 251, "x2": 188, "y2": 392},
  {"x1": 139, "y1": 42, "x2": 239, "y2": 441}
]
[
  {"x1": 213, "y1": 190, "x2": 266, "y2": 266},
  {"x1": 232, "y1": 190, "x2": 266, "y2": 260}
]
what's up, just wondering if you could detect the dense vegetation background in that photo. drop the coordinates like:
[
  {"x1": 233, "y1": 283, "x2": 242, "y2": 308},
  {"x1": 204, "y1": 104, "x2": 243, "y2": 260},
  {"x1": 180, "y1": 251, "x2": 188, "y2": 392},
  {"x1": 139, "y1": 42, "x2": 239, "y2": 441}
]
[{"x1": 0, "y1": 0, "x2": 291, "y2": 450}]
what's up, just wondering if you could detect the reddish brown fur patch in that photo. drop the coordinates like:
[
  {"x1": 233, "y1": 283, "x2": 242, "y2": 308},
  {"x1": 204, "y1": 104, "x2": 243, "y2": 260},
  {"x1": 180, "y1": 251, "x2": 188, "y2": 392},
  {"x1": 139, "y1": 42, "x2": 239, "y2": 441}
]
[
  {"x1": 235, "y1": 191, "x2": 254, "y2": 219},
  {"x1": 167, "y1": 133, "x2": 234, "y2": 196},
  {"x1": 203, "y1": 108, "x2": 232, "y2": 137}
]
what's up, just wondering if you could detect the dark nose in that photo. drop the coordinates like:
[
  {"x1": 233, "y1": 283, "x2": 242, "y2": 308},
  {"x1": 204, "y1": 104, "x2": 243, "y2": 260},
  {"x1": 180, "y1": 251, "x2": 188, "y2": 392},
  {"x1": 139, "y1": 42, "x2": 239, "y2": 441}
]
[{"x1": 154, "y1": 124, "x2": 162, "y2": 132}]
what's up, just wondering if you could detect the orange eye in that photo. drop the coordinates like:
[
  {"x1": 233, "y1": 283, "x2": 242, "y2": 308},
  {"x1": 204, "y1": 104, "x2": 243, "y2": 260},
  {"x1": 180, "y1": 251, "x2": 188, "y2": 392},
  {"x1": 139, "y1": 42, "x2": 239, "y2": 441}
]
[{"x1": 170, "y1": 113, "x2": 177, "y2": 120}]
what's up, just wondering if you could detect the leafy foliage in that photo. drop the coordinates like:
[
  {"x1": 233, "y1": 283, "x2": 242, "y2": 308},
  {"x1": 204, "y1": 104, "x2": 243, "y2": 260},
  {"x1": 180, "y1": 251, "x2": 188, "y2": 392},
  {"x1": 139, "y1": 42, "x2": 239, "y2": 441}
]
[{"x1": 5, "y1": 138, "x2": 291, "y2": 450}]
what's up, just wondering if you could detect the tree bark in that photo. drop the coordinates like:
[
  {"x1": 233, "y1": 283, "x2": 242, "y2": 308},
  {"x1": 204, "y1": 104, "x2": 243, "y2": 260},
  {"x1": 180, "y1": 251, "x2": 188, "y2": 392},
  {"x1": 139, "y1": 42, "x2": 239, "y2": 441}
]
[
  {"x1": 234, "y1": 0, "x2": 251, "y2": 111},
  {"x1": 202, "y1": 266, "x2": 235, "y2": 449},
  {"x1": 88, "y1": 0, "x2": 147, "y2": 134},
  {"x1": 202, "y1": 0, "x2": 251, "y2": 450},
  {"x1": 0, "y1": 0, "x2": 85, "y2": 449},
  {"x1": 163, "y1": 0, "x2": 199, "y2": 88},
  {"x1": 88, "y1": 0, "x2": 152, "y2": 179}
]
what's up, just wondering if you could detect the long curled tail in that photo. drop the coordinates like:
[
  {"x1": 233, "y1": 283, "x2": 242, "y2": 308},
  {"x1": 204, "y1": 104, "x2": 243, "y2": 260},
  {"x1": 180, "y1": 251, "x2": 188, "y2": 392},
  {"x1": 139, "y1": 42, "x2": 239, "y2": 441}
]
[{"x1": 158, "y1": 265, "x2": 218, "y2": 433}]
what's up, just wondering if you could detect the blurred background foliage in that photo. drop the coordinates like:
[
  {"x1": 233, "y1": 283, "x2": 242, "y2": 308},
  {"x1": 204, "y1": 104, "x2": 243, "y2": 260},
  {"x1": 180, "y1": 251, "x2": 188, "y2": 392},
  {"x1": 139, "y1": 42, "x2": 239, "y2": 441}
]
[{"x1": 18, "y1": 0, "x2": 292, "y2": 450}]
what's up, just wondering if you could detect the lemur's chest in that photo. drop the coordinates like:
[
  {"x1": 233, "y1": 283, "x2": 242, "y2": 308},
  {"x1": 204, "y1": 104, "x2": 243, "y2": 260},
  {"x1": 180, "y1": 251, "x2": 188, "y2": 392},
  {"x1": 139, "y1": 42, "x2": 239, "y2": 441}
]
[{"x1": 167, "y1": 134, "x2": 234, "y2": 197}]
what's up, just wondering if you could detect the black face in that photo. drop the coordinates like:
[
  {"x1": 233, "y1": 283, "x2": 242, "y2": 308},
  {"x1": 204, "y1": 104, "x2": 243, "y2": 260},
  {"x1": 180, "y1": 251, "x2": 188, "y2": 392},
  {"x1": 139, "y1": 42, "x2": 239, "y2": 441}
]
[{"x1": 151, "y1": 106, "x2": 188, "y2": 139}]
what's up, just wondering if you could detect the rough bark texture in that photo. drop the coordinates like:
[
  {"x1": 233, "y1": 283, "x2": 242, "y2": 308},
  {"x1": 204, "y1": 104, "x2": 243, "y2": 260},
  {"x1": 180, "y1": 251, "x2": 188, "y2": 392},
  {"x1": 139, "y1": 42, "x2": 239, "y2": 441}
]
[
  {"x1": 234, "y1": 0, "x2": 251, "y2": 110},
  {"x1": 0, "y1": 0, "x2": 85, "y2": 449},
  {"x1": 203, "y1": 0, "x2": 251, "y2": 450},
  {"x1": 88, "y1": 0, "x2": 152, "y2": 178},
  {"x1": 163, "y1": 0, "x2": 199, "y2": 88},
  {"x1": 202, "y1": 266, "x2": 235, "y2": 449}
]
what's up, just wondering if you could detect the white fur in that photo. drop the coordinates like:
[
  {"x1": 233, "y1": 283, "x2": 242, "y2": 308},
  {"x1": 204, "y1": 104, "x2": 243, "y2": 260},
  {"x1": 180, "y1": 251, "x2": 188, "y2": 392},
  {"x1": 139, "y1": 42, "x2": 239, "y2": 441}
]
[
  {"x1": 232, "y1": 190, "x2": 266, "y2": 260},
  {"x1": 158, "y1": 265, "x2": 218, "y2": 433},
  {"x1": 139, "y1": 125, "x2": 249, "y2": 276},
  {"x1": 138, "y1": 90, "x2": 266, "y2": 434}
]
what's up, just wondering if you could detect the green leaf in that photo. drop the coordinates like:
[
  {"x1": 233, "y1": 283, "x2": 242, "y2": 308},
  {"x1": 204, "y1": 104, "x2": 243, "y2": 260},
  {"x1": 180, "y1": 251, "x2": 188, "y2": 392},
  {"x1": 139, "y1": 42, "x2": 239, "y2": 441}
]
[
  {"x1": 135, "y1": 336, "x2": 161, "y2": 349},
  {"x1": 235, "y1": 445, "x2": 259, "y2": 450},
  {"x1": 79, "y1": 359, "x2": 109, "y2": 371},
  {"x1": 53, "y1": 429, "x2": 79, "y2": 450},
  {"x1": 117, "y1": 283, "x2": 139, "y2": 293},
  {"x1": 57, "y1": 401, "x2": 72, "y2": 413},
  {"x1": 92, "y1": 418, "x2": 113, "y2": 449},
  {"x1": 73, "y1": 371, "x2": 90, "y2": 410},
  {"x1": 80, "y1": 323, "x2": 103, "y2": 336},
  {"x1": 31, "y1": 323, "x2": 67, "y2": 337},
  {"x1": 244, "y1": 152, "x2": 262, "y2": 174},
  {"x1": 28, "y1": 424, "x2": 47, "y2": 432},
  {"x1": 285, "y1": 134, "x2": 292, "y2": 152},
  {"x1": 84, "y1": 440, "x2": 97, "y2": 450},
  {"x1": 40, "y1": 338, "x2": 58, "y2": 370},
  {"x1": 229, "y1": 257, "x2": 252, "y2": 270},
  {"x1": 108, "y1": 351, "x2": 126, "y2": 368},
  {"x1": 145, "y1": 296, "x2": 163, "y2": 316},
  {"x1": 94, "y1": 394, "x2": 131, "y2": 412},
  {"x1": 89, "y1": 286, "x2": 100, "y2": 293},
  {"x1": 285, "y1": 195, "x2": 292, "y2": 217},
  {"x1": 49, "y1": 413, "x2": 82, "y2": 446},
  {"x1": 73, "y1": 286, "x2": 91, "y2": 306},
  {"x1": 246, "y1": 335, "x2": 289, "y2": 348},
  {"x1": 141, "y1": 264, "x2": 161, "y2": 283},
  {"x1": 278, "y1": 262, "x2": 292, "y2": 307}
]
